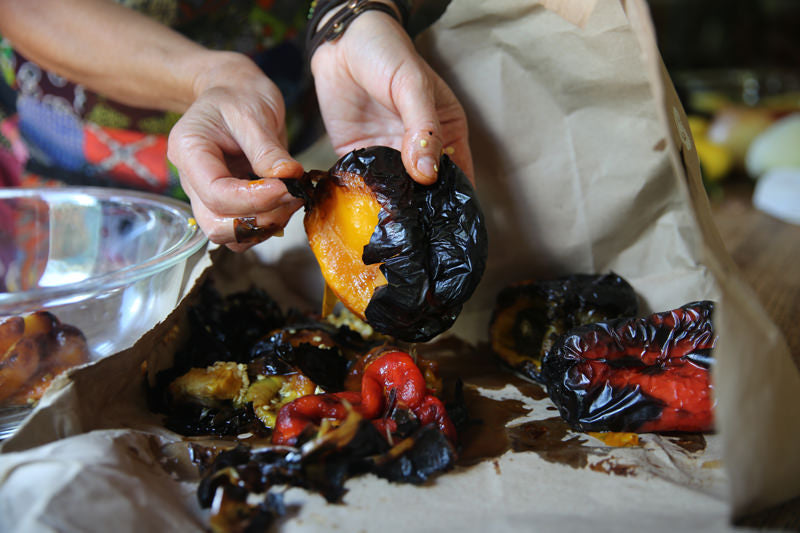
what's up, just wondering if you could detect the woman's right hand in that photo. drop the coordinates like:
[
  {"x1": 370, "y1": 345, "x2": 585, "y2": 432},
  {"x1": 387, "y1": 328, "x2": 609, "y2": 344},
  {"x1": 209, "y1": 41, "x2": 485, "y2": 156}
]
[
  {"x1": 0, "y1": 2, "x2": 304, "y2": 252},
  {"x1": 167, "y1": 52, "x2": 304, "y2": 252},
  {"x1": 310, "y1": 5, "x2": 473, "y2": 186}
]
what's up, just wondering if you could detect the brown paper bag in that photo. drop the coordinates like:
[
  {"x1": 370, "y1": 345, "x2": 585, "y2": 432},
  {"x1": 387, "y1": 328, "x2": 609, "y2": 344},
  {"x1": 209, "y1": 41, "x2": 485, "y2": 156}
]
[
  {"x1": 1, "y1": 0, "x2": 798, "y2": 529},
  {"x1": 413, "y1": 0, "x2": 800, "y2": 517}
]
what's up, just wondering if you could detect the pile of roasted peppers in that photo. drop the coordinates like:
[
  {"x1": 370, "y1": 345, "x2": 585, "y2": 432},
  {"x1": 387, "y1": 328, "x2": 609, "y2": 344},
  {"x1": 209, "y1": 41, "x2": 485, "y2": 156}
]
[
  {"x1": 490, "y1": 273, "x2": 717, "y2": 434},
  {"x1": 150, "y1": 282, "x2": 462, "y2": 532}
]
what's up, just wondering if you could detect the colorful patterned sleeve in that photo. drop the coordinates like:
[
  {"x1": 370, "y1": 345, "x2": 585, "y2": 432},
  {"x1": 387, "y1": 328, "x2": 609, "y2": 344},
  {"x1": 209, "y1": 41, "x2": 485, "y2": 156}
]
[{"x1": 0, "y1": 0, "x2": 314, "y2": 199}]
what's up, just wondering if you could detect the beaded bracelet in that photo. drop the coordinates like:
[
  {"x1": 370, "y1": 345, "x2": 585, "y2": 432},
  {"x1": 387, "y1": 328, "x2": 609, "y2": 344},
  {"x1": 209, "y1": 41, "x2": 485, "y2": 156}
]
[{"x1": 305, "y1": 0, "x2": 411, "y2": 63}]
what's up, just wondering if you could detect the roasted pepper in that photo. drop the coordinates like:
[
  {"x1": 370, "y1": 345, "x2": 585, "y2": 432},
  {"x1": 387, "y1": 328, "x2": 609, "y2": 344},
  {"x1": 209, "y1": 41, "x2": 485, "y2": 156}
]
[
  {"x1": 273, "y1": 350, "x2": 457, "y2": 445},
  {"x1": 0, "y1": 311, "x2": 91, "y2": 405},
  {"x1": 198, "y1": 411, "x2": 456, "y2": 532},
  {"x1": 541, "y1": 301, "x2": 716, "y2": 433},
  {"x1": 175, "y1": 283, "x2": 286, "y2": 368},
  {"x1": 285, "y1": 146, "x2": 488, "y2": 342},
  {"x1": 152, "y1": 285, "x2": 365, "y2": 436},
  {"x1": 489, "y1": 273, "x2": 638, "y2": 383}
]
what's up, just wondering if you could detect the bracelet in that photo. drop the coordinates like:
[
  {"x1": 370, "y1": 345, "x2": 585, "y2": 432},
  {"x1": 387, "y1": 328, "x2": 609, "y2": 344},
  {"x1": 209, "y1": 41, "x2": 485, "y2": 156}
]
[{"x1": 305, "y1": 0, "x2": 410, "y2": 63}]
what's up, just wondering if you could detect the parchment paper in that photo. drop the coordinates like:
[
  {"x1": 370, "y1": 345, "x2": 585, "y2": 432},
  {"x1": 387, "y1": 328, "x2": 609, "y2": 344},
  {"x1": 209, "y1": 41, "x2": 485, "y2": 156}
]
[{"x1": 1, "y1": 0, "x2": 799, "y2": 531}]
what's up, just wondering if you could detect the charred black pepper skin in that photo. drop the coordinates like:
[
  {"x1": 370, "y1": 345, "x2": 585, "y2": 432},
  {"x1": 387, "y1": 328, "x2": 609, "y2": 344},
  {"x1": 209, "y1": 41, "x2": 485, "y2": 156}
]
[
  {"x1": 197, "y1": 418, "x2": 456, "y2": 531},
  {"x1": 489, "y1": 273, "x2": 639, "y2": 382},
  {"x1": 541, "y1": 301, "x2": 716, "y2": 433},
  {"x1": 355, "y1": 147, "x2": 488, "y2": 342},
  {"x1": 287, "y1": 146, "x2": 489, "y2": 342}
]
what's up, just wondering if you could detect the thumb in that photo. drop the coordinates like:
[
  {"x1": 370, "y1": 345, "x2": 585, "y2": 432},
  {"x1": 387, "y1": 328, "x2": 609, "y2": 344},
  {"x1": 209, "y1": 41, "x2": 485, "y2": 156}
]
[{"x1": 393, "y1": 65, "x2": 443, "y2": 185}]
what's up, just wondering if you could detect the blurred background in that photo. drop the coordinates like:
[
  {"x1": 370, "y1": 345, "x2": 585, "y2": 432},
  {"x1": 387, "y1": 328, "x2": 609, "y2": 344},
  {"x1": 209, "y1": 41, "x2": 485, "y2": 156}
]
[
  {"x1": 646, "y1": 0, "x2": 800, "y2": 384},
  {"x1": 649, "y1": 0, "x2": 800, "y2": 71},
  {"x1": 647, "y1": 0, "x2": 800, "y2": 203}
]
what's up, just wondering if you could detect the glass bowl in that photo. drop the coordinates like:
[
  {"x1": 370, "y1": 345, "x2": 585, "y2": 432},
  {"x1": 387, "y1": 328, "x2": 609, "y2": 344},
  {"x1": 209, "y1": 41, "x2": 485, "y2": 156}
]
[{"x1": 0, "y1": 187, "x2": 207, "y2": 436}]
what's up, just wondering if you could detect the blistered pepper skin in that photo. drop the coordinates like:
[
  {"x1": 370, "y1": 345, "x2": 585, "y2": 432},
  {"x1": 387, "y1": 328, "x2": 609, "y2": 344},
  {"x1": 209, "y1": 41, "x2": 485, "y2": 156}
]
[
  {"x1": 489, "y1": 273, "x2": 638, "y2": 383},
  {"x1": 541, "y1": 301, "x2": 716, "y2": 433},
  {"x1": 285, "y1": 146, "x2": 488, "y2": 342},
  {"x1": 273, "y1": 351, "x2": 457, "y2": 445}
]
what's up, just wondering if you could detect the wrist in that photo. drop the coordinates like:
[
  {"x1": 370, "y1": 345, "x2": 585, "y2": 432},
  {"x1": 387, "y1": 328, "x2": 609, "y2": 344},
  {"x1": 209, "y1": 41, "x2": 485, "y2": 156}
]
[
  {"x1": 314, "y1": 0, "x2": 402, "y2": 30},
  {"x1": 189, "y1": 50, "x2": 264, "y2": 101},
  {"x1": 306, "y1": 0, "x2": 408, "y2": 65}
]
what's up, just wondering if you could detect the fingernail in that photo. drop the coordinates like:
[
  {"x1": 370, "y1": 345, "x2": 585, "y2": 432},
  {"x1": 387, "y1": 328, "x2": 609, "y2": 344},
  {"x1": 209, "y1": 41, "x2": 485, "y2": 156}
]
[
  {"x1": 417, "y1": 156, "x2": 438, "y2": 179},
  {"x1": 233, "y1": 215, "x2": 289, "y2": 243},
  {"x1": 271, "y1": 159, "x2": 292, "y2": 171}
]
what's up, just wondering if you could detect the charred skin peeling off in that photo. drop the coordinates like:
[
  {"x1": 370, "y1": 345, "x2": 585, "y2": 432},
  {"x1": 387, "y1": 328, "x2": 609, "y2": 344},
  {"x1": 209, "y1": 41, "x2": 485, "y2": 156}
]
[{"x1": 286, "y1": 146, "x2": 488, "y2": 342}]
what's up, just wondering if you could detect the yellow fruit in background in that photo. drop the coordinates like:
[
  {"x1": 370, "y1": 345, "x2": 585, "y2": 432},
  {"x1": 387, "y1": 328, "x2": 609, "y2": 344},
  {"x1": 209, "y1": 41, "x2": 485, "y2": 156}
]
[
  {"x1": 688, "y1": 115, "x2": 709, "y2": 138},
  {"x1": 687, "y1": 114, "x2": 733, "y2": 182},
  {"x1": 707, "y1": 107, "x2": 775, "y2": 166},
  {"x1": 694, "y1": 137, "x2": 733, "y2": 182}
]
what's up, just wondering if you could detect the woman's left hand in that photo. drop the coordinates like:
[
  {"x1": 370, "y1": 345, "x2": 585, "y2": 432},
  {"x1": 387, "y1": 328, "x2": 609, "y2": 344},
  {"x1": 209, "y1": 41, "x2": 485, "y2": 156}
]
[{"x1": 310, "y1": 6, "x2": 473, "y2": 185}]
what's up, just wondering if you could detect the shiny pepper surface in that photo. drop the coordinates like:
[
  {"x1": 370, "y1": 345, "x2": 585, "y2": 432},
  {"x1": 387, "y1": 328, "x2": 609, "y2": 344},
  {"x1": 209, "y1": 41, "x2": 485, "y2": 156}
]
[
  {"x1": 542, "y1": 301, "x2": 716, "y2": 433},
  {"x1": 284, "y1": 146, "x2": 488, "y2": 342},
  {"x1": 273, "y1": 351, "x2": 456, "y2": 445}
]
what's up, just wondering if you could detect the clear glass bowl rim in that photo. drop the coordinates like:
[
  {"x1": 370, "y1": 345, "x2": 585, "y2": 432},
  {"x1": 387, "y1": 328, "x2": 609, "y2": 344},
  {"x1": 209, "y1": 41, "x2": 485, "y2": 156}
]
[{"x1": 0, "y1": 187, "x2": 207, "y2": 308}]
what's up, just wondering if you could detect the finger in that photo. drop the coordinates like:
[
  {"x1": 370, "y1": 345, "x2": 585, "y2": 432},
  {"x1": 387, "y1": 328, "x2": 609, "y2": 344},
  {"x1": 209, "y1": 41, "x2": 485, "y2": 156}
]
[
  {"x1": 179, "y1": 168, "x2": 302, "y2": 248},
  {"x1": 190, "y1": 198, "x2": 302, "y2": 248},
  {"x1": 432, "y1": 74, "x2": 474, "y2": 185},
  {"x1": 392, "y1": 63, "x2": 443, "y2": 185},
  {"x1": 169, "y1": 129, "x2": 302, "y2": 216},
  {"x1": 225, "y1": 102, "x2": 304, "y2": 181}
]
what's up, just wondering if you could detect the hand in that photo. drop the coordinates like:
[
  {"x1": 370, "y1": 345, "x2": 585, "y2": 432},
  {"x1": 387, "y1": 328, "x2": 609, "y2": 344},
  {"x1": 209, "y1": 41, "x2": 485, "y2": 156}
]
[
  {"x1": 310, "y1": 8, "x2": 473, "y2": 185},
  {"x1": 167, "y1": 52, "x2": 304, "y2": 251}
]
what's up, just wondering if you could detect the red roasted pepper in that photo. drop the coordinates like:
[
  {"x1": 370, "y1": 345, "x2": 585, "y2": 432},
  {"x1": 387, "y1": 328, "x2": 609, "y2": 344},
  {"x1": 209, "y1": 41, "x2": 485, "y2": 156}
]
[
  {"x1": 541, "y1": 301, "x2": 716, "y2": 433},
  {"x1": 273, "y1": 351, "x2": 457, "y2": 445}
]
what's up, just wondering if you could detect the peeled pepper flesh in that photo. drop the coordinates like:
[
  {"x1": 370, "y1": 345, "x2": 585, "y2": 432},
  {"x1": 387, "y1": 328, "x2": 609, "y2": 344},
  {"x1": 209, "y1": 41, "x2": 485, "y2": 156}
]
[{"x1": 272, "y1": 350, "x2": 457, "y2": 446}]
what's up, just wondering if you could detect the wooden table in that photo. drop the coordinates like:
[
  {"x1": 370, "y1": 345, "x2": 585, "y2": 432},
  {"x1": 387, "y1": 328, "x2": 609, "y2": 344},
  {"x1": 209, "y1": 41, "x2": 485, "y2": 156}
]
[
  {"x1": 710, "y1": 178, "x2": 800, "y2": 529},
  {"x1": 709, "y1": 179, "x2": 800, "y2": 367}
]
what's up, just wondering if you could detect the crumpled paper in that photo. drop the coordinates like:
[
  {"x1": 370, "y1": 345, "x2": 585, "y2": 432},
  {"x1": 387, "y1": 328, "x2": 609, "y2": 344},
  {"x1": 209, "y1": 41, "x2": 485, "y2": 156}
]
[
  {"x1": 1, "y1": 0, "x2": 799, "y2": 530},
  {"x1": 415, "y1": 0, "x2": 800, "y2": 516}
]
